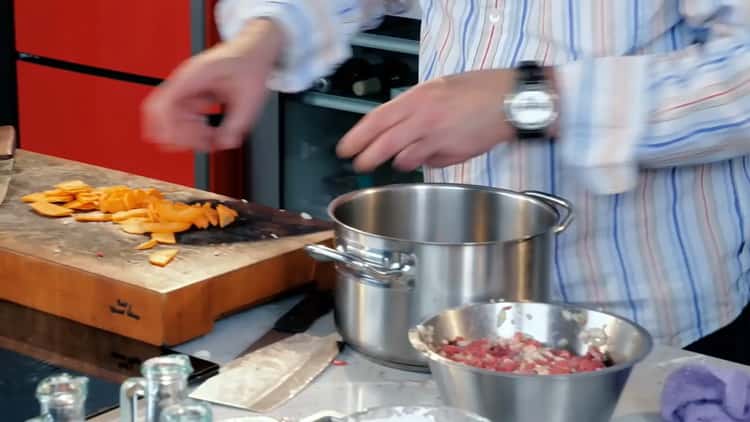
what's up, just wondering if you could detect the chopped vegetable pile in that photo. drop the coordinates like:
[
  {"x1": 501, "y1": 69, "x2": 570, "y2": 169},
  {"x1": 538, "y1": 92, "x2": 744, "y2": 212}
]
[{"x1": 22, "y1": 180, "x2": 239, "y2": 267}]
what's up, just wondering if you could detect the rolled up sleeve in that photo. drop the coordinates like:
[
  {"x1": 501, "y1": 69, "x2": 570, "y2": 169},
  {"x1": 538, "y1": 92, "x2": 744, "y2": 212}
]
[
  {"x1": 557, "y1": 1, "x2": 750, "y2": 194},
  {"x1": 215, "y1": 0, "x2": 391, "y2": 93}
]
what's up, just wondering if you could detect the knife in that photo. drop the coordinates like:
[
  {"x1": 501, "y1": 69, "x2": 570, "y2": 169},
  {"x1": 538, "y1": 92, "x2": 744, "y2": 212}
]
[
  {"x1": 0, "y1": 126, "x2": 16, "y2": 205},
  {"x1": 237, "y1": 288, "x2": 334, "y2": 358}
]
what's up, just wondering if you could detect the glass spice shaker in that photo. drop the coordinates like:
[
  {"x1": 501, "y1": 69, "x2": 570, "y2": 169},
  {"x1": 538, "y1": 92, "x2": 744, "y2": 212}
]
[
  {"x1": 159, "y1": 399, "x2": 213, "y2": 422},
  {"x1": 120, "y1": 354, "x2": 194, "y2": 422},
  {"x1": 27, "y1": 373, "x2": 89, "y2": 422}
]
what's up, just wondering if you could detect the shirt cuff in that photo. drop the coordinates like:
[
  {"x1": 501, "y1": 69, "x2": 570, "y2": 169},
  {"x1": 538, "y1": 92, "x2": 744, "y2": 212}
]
[
  {"x1": 215, "y1": 1, "x2": 351, "y2": 93},
  {"x1": 556, "y1": 56, "x2": 651, "y2": 194}
]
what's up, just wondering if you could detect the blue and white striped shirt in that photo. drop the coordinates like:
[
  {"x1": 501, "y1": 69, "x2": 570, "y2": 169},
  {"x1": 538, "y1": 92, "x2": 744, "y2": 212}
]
[{"x1": 216, "y1": 0, "x2": 750, "y2": 347}]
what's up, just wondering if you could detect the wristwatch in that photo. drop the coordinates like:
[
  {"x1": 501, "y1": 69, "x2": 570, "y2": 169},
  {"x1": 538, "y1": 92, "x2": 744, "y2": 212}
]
[{"x1": 504, "y1": 61, "x2": 558, "y2": 140}]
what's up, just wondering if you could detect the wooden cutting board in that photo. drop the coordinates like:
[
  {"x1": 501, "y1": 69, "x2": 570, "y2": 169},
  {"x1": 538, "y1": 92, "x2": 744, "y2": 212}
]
[{"x1": 0, "y1": 150, "x2": 335, "y2": 346}]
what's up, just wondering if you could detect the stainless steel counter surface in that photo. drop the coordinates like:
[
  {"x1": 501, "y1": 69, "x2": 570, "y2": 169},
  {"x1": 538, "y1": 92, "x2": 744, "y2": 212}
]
[{"x1": 92, "y1": 295, "x2": 748, "y2": 421}]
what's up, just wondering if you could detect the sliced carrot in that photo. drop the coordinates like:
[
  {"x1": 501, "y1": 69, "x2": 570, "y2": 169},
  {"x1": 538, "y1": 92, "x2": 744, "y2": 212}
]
[
  {"x1": 149, "y1": 249, "x2": 179, "y2": 267},
  {"x1": 216, "y1": 204, "x2": 237, "y2": 228},
  {"x1": 151, "y1": 232, "x2": 176, "y2": 244},
  {"x1": 135, "y1": 239, "x2": 158, "y2": 250},
  {"x1": 74, "y1": 212, "x2": 112, "y2": 222},
  {"x1": 30, "y1": 202, "x2": 74, "y2": 217}
]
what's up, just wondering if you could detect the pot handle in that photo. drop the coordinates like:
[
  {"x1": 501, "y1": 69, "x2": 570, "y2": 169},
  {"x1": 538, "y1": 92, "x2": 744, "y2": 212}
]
[
  {"x1": 304, "y1": 244, "x2": 405, "y2": 286},
  {"x1": 523, "y1": 191, "x2": 574, "y2": 234}
]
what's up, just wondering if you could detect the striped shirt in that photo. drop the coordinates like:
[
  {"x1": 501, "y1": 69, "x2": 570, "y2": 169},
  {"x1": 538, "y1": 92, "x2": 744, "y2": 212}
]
[{"x1": 216, "y1": 0, "x2": 750, "y2": 347}]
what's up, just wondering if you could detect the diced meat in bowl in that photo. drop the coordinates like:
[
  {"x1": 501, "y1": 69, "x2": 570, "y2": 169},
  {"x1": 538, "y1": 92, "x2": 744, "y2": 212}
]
[{"x1": 439, "y1": 332, "x2": 608, "y2": 375}]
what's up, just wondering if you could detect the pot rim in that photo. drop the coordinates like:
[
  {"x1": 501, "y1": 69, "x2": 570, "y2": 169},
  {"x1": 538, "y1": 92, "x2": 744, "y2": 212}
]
[
  {"x1": 410, "y1": 300, "x2": 654, "y2": 381},
  {"x1": 326, "y1": 183, "x2": 563, "y2": 246}
]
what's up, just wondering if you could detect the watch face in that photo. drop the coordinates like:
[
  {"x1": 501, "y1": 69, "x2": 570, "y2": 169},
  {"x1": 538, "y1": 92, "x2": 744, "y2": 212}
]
[{"x1": 505, "y1": 88, "x2": 557, "y2": 130}]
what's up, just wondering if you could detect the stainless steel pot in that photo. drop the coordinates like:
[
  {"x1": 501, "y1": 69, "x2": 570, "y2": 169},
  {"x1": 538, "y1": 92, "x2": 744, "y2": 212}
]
[
  {"x1": 408, "y1": 302, "x2": 653, "y2": 422},
  {"x1": 305, "y1": 183, "x2": 573, "y2": 371}
]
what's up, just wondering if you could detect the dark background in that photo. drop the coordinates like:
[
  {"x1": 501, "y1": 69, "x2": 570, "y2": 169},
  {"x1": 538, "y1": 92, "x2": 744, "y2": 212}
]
[{"x1": 0, "y1": 0, "x2": 18, "y2": 128}]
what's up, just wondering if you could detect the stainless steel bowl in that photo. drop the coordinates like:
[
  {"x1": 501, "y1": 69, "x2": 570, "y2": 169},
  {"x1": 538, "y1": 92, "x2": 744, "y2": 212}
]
[{"x1": 408, "y1": 302, "x2": 653, "y2": 422}]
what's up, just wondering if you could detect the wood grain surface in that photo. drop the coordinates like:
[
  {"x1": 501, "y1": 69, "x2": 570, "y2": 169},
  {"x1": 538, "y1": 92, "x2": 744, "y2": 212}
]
[{"x1": 0, "y1": 151, "x2": 335, "y2": 345}]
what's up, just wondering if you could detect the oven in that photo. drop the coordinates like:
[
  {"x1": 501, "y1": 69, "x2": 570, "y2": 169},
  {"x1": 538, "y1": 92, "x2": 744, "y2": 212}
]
[{"x1": 244, "y1": 14, "x2": 423, "y2": 220}]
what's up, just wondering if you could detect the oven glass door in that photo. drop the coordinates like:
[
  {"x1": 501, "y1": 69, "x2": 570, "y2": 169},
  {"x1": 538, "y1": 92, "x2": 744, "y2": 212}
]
[{"x1": 279, "y1": 17, "x2": 422, "y2": 220}]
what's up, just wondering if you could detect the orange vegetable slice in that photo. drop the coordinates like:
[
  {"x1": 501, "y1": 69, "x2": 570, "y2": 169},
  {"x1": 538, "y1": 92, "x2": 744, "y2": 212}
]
[
  {"x1": 44, "y1": 194, "x2": 75, "y2": 203},
  {"x1": 193, "y1": 215, "x2": 210, "y2": 229},
  {"x1": 112, "y1": 208, "x2": 149, "y2": 222},
  {"x1": 141, "y1": 222, "x2": 192, "y2": 233},
  {"x1": 63, "y1": 199, "x2": 87, "y2": 209},
  {"x1": 142, "y1": 188, "x2": 163, "y2": 199},
  {"x1": 149, "y1": 249, "x2": 179, "y2": 267},
  {"x1": 151, "y1": 232, "x2": 176, "y2": 244},
  {"x1": 30, "y1": 202, "x2": 74, "y2": 217},
  {"x1": 21, "y1": 192, "x2": 47, "y2": 203},
  {"x1": 122, "y1": 191, "x2": 138, "y2": 210},
  {"x1": 100, "y1": 197, "x2": 127, "y2": 213},
  {"x1": 204, "y1": 208, "x2": 219, "y2": 227},
  {"x1": 76, "y1": 192, "x2": 100, "y2": 202},
  {"x1": 115, "y1": 217, "x2": 149, "y2": 226},
  {"x1": 120, "y1": 220, "x2": 148, "y2": 234},
  {"x1": 216, "y1": 204, "x2": 237, "y2": 228},
  {"x1": 156, "y1": 201, "x2": 204, "y2": 224},
  {"x1": 73, "y1": 202, "x2": 99, "y2": 211},
  {"x1": 74, "y1": 212, "x2": 112, "y2": 222},
  {"x1": 135, "y1": 239, "x2": 158, "y2": 250}
]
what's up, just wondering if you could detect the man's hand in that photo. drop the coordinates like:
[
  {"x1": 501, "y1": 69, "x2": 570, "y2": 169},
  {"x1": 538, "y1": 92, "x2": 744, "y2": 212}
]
[
  {"x1": 336, "y1": 69, "x2": 519, "y2": 172},
  {"x1": 142, "y1": 19, "x2": 284, "y2": 152}
]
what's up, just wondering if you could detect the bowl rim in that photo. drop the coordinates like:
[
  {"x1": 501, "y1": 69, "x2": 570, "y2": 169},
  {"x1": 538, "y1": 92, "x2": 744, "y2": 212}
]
[
  {"x1": 343, "y1": 405, "x2": 492, "y2": 421},
  {"x1": 410, "y1": 300, "x2": 654, "y2": 380}
]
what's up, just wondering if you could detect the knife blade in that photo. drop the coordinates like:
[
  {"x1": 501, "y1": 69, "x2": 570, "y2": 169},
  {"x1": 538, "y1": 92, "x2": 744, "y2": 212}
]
[
  {"x1": 249, "y1": 335, "x2": 341, "y2": 412},
  {"x1": 237, "y1": 288, "x2": 334, "y2": 358},
  {"x1": 0, "y1": 126, "x2": 16, "y2": 205}
]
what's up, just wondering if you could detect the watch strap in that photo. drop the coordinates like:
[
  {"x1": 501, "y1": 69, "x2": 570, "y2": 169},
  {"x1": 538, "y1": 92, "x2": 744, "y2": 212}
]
[
  {"x1": 518, "y1": 61, "x2": 545, "y2": 83},
  {"x1": 517, "y1": 128, "x2": 544, "y2": 140},
  {"x1": 514, "y1": 61, "x2": 548, "y2": 140}
]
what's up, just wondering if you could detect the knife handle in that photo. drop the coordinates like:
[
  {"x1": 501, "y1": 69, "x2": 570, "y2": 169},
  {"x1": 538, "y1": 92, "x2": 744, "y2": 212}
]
[
  {"x1": 274, "y1": 290, "x2": 334, "y2": 333},
  {"x1": 0, "y1": 126, "x2": 15, "y2": 158}
]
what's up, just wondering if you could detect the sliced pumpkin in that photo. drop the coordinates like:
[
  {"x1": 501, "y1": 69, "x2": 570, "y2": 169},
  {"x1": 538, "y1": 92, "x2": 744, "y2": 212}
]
[
  {"x1": 74, "y1": 212, "x2": 112, "y2": 222},
  {"x1": 151, "y1": 232, "x2": 176, "y2": 244},
  {"x1": 149, "y1": 249, "x2": 179, "y2": 267},
  {"x1": 156, "y1": 201, "x2": 204, "y2": 223},
  {"x1": 216, "y1": 204, "x2": 237, "y2": 228},
  {"x1": 115, "y1": 217, "x2": 150, "y2": 226},
  {"x1": 44, "y1": 194, "x2": 75, "y2": 203},
  {"x1": 120, "y1": 220, "x2": 147, "y2": 234},
  {"x1": 21, "y1": 192, "x2": 47, "y2": 203},
  {"x1": 192, "y1": 215, "x2": 209, "y2": 229},
  {"x1": 63, "y1": 199, "x2": 88, "y2": 209},
  {"x1": 73, "y1": 202, "x2": 99, "y2": 211},
  {"x1": 100, "y1": 197, "x2": 127, "y2": 213},
  {"x1": 30, "y1": 202, "x2": 74, "y2": 217},
  {"x1": 142, "y1": 188, "x2": 163, "y2": 199},
  {"x1": 135, "y1": 239, "x2": 158, "y2": 250},
  {"x1": 204, "y1": 208, "x2": 219, "y2": 227},
  {"x1": 141, "y1": 222, "x2": 192, "y2": 233},
  {"x1": 112, "y1": 208, "x2": 149, "y2": 222}
]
